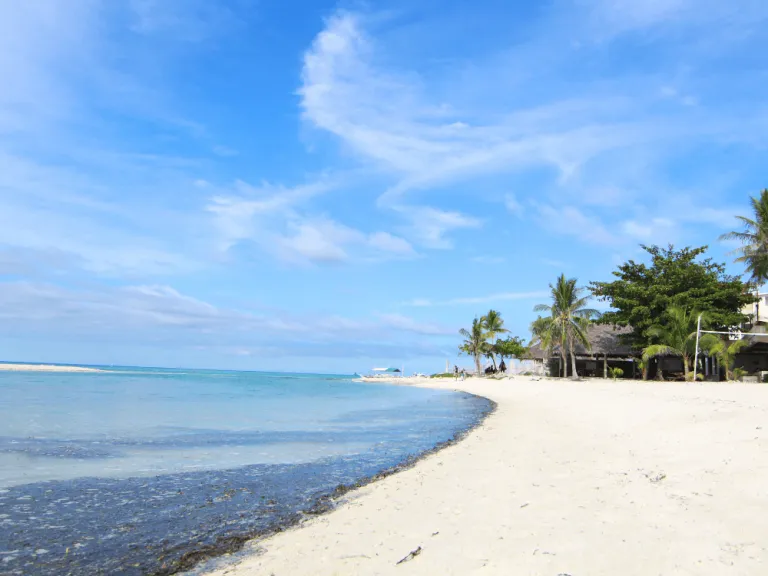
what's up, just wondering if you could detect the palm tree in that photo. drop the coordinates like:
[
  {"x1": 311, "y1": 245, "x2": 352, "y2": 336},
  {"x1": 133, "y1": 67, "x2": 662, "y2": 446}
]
[
  {"x1": 530, "y1": 315, "x2": 565, "y2": 377},
  {"x1": 707, "y1": 338, "x2": 749, "y2": 381},
  {"x1": 720, "y1": 189, "x2": 768, "y2": 322},
  {"x1": 480, "y1": 309, "x2": 508, "y2": 371},
  {"x1": 534, "y1": 275, "x2": 600, "y2": 379},
  {"x1": 459, "y1": 317, "x2": 486, "y2": 375},
  {"x1": 642, "y1": 306, "x2": 704, "y2": 380}
]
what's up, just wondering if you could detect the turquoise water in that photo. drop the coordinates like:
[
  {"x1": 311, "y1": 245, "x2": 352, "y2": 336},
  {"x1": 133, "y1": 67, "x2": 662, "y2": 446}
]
[{"x1": 0, "y1": 367, "x2": 491, "y2": 574}]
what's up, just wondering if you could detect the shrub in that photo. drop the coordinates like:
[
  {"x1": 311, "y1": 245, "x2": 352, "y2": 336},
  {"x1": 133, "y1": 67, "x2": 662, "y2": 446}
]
[
  {"x1": 733, "y1": 367, "x2": 748, "y2": 382},
  {"x1": 608, "y1": 367, "x2": 624, "y2": 380}
]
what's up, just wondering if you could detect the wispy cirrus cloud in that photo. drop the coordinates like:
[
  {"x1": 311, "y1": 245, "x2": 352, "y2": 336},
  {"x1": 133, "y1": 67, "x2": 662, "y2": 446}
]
[
  {"x1": 403, "y1": 290, "x2": 549, "y2": 308},
  {"x1": 299, "y1": 5, "x2": 767, "y2": 251},
  {"x1": 0, "y1": 280, "x2": 452, "y2": 348},
  {"x1": 206, "y1": 179, "x2": 417, "y2": 264}
]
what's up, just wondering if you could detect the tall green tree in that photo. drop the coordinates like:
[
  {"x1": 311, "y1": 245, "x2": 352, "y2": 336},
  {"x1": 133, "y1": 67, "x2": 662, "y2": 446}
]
[
  {"x1": 707, "y1": 338, "x2": 749, "y2": 381},
  {"x1": 720, "y1": 189, "x2": 768, "y2": 321},
  {"x1": 641, "y1": 306, "x2": 704, "y2": 380},
  {"x1": 590, "y1": 245, "x2": 754, "y2": 348},
  {"x1": 459, "y1": 318, "x2": 486, "y2": 375},
  {"x1": 480, "y1": 309, "x2": 508, "y2": 370},
  {"x1": 493, "y1": 335, "x2": 528, "y2": 369},
  {"x1": 535, "y1": 274, "x2": 600, "y2": 379}
]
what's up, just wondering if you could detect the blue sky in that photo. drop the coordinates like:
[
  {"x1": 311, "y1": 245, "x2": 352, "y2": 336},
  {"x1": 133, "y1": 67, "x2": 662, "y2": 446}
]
[{"x1": 1, "y1": 0, "x2": 766, "y2": 373}]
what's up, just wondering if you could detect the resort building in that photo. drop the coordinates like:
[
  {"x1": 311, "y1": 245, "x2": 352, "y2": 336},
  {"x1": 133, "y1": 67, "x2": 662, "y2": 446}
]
[
  {"x1": 528, "y1": 322, "x2": 768, "y2": 380},
  {"x1": 528, "y1": 325, "x2": 639, "y2": 378}
]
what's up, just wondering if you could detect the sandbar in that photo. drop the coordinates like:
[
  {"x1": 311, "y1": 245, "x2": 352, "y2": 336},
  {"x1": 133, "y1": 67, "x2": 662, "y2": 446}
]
[{"x1": 0, "y1": 363, "x2": 103, "y2": 372}]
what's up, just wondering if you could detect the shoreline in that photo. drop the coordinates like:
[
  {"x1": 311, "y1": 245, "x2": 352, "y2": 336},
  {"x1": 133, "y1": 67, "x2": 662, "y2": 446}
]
[
  {"x1": 169, "y1": 387, "x2": 496, "y2": 575},
  {"x1": 0, "y1": 363, "x2": 104, "y2": 372},
  {"x1": 203, "y1": 375, "x2": 768, "y2": 575}
]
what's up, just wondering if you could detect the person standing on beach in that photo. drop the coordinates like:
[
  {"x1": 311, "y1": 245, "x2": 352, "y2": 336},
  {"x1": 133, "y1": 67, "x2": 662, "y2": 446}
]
[
  {"x1": 460, "y1": 368, "x2": 466, "y2": 381},
  {"x1": 454, "y1": 365, "x2": 459, "y2": 381}
]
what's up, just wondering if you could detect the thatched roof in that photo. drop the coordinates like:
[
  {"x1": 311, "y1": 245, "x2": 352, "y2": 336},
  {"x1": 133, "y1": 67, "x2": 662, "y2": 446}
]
[{"x1": 527, "y1": 324, "x2": 635, "y2": 359}]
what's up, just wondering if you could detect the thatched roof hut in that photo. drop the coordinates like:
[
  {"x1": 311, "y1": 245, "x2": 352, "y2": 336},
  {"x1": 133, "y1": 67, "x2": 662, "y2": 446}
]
[{"x1": 528, "y1": 324, "x2": 635, "y2": 360}]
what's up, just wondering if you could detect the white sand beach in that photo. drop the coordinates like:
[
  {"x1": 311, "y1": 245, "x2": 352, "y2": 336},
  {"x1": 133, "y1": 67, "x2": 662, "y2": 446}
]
[
  {"x1": 206, "y1": 376, "x2": 768, "y2": 575},
  {"x1": 0, "y1": 363, "x2": 103, "y2": 372}
]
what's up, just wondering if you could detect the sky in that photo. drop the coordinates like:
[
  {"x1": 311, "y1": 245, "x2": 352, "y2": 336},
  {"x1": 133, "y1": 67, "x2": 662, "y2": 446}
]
[{"x1": 0, "y1": 0, "x2": 766, "y2": 373}]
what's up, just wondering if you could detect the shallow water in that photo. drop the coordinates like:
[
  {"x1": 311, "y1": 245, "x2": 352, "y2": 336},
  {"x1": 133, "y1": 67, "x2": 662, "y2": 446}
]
[{"x1": 0, "y1": 368, "x2": 491, "y2": 574}]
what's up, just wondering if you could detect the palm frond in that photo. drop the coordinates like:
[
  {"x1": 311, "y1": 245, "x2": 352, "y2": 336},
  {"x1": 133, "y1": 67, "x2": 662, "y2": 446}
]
[{"x1": 642, "y1": 344, "x2": 681, "y2": 360}]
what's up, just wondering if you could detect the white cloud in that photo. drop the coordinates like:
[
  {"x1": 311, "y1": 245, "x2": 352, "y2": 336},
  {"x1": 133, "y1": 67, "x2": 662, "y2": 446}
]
[
  {"x1": 621, "y1": 217, "x2": 676, "y2": 243},
  {"x1": 368, "y1": 232, "x2": 416, "y2": 256},
  {"x1": 535, "y1": 204, "x2": 616, "y2": 245},
  {"x1": 0, "y1": 280, "x2": 454, "y2": 346},
  {"x1": 297, "y1": 6, "x2": 768, "y2": 255},
  {"x1": 471, "y1": 255, "x2": 506, "y2": 264},
  {"x1": 404, "y1": 291, "x2": 549, "y2": 307},
  {"x1": 396, "y1": 205, "x2": 481, "y2": 249},
  {"x1": 206, "y1": 179, "x2": 416, "y2": 264},
  {"x1": 376, "y1": 313, "x2": 454, "y2": 335},
  {"x1": 277, "y1": 218, "x2": 358, "y2": 264},
  {"x1": 299, "y1": 12, "x2": 653, "y2": 203}
]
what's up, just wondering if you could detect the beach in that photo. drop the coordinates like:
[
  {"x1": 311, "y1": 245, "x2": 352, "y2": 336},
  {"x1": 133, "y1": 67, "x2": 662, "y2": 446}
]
[
  {"x1": 0, "y1": 363, "x2": 103, "y2": 372},
  {"x1": 206, "y1": 376, "x2": 768, "y2": 575}
]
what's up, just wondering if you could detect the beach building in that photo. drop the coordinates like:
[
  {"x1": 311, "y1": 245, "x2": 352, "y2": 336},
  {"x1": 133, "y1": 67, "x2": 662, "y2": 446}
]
[
  {"x1": 741, "y1": 291, "x2": 768, "y2": 324},
  {"x1": 528, "y1": 324, "x2": 638, "y2": 378},
  {"x1": 528, "y1": 317, "x2": 768, "y2": 380}
]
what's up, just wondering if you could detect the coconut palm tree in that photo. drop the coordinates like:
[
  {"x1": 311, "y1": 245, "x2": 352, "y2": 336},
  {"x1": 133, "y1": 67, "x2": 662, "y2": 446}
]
[
  {"x1": 642, "y1": 306, "x2": 704, "y2": 380},
  {"x1": 480, "y1": 309, "x2": 508, "y2": 371},
  {"x1": 534, "y1": 274, "x2": 601, "y2": 379},
  {"x1": 530, "y1": 315, "x2": 565, "y2": 377},
  {"x1": 707, "y1": 337, "x2": 749, "y2": 381},
  {"x1": 720, "y1": 189, "x2": 768, "y2": 322},
  {"x1": 459, "y1": 317, "x2": 486, "y2": 375}
]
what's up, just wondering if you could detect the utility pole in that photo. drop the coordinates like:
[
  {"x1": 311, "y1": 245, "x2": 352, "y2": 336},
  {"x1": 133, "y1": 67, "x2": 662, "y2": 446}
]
[{"x1": 693, "y1": 313, "x2": 703, "y2": 382}]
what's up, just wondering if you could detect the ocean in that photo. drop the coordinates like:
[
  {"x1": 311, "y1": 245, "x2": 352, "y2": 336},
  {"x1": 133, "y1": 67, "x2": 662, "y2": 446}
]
[{"x1": 0, "y1": 368, "x2": 492, "y2": 575}]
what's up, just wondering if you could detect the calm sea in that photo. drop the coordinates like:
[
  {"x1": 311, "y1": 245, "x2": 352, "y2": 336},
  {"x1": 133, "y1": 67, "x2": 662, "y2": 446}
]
[{"x1": 0, "y1": 367, "x2": 491, "y2": 575}]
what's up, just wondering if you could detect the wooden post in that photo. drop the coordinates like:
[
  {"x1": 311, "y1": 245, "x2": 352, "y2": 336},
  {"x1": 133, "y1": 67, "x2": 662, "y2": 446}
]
[{"x1": 603, "y1": 354, "x2": 608, "y2": 378}]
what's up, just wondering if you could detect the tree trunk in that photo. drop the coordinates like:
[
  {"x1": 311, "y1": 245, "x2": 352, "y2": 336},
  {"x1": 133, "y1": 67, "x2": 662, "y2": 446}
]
[
  {"x1": 656, "y1": 357, "x2": 664, "y2": 381},
  {"x1": 560, "y1": 345, "x2": 567, "y2": 378},
  {"x1": 603, "y1": 354, "x2": 608, "y2": 379},
  {"x1": 474, "y1": 353, "x2": 481, "y2": 376},
  {"x1": 683, "y1": 354, "x2": 690, "y2": 381},
  {"x1": 756, "y1": 287, "x2": 760, "y2": 326},
  {"x1": 490, "y1": 354, "x2": 497, "y2": 371},
  {"x1": 569, "y1": 337, "x2": 578, "y2": 380}
]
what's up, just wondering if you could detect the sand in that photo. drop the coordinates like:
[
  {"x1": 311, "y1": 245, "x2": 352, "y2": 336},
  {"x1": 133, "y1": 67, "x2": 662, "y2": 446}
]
[
  {"x1": 205, "y1": 376, "x2": 768, "y2": 575},
  {"x1": 0, "y1": 363, "x2": 103, "y2": 372}
]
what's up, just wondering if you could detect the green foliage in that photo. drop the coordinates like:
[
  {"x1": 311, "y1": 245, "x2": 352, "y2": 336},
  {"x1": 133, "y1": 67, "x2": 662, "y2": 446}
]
[
  {"x1": 459, "y1": 317, "x2": 487, "y2": 375},
  {"x1": 534, "y1": 274, "x2": 600, "y2": 378},
  {"x1": 430, "y1": 372, "x2": 455, "y2": 378},
  {"x1": 641, "y1": 306, "x2": 703, "y2": 379},
  {"x1": 608, "y1": 367, "x2": 624, "y2": 380},
  {"x1": 733, "y1": 367, "x2": 748, "y2": 381},
  {"x1": 685, "y1": 372, "x2": 704, "y2": 381},
  {"x1": 720, "y1": 189, "x2": 768, "y2": 285},
  {"x1": 589, "y1": 245, "x2": 754, "y2": 348},
  {"x1": 461, "y1": 310, "x2": 525, "y2": 375},
  {"x1": 493, "y1": 335, "x2": 527, "y2": 360},
  {"x1": 707, "y1": 338, "x2": 749, "y2": 381}
]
